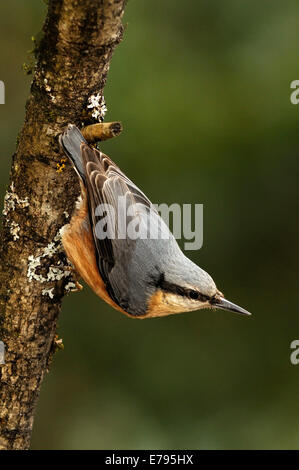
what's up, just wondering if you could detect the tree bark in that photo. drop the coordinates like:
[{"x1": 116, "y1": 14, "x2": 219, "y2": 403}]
[{"x1": 0, "y1": 0, "x2": 126, "y2": 450}]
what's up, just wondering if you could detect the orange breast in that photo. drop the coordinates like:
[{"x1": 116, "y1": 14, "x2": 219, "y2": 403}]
[{"x1": 61, "y1": 187, "x2": 126, "y2": 315}]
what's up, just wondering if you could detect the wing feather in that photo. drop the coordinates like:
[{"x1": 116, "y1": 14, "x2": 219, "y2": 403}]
[{"x1": 80, "y1": 143, "x2": 158, "y2": 310}]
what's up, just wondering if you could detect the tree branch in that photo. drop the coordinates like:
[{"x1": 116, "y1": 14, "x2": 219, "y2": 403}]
[
  {"x1": 82, "y1": 121, "x2": 123, "y2": 142},
  {"x1": 0, "y1": 0, "x2": 127, "y2": 450}
]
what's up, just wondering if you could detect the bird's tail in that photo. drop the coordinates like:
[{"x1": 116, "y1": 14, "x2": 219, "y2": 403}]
[{"x1": 59, "y1": 124, "x2": 88, "y2": 181}]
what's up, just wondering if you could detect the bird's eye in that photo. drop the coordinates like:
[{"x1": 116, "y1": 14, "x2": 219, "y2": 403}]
[{"x1": 188, "y1": 290, "x2": 199, "y2": 300}]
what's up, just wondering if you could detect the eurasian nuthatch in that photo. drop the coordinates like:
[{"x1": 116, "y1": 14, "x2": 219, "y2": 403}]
[{"x1": 59, "y1": 124, "x2": 251, "y2": 318}]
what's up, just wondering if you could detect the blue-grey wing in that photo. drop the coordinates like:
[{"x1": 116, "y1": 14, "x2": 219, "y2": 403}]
[{"x1": 81, "y1": 144, "x2": 173, "y2": 314}]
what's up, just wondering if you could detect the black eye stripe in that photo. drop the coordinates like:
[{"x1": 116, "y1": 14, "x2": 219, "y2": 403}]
[
  {"x1": 188, "y1": 290, "x2": 210, "y2": 302},
  {"x1": 199, "y1": 293, "x2": 210, "y2": 302},
  {"x1": 155, "y1": 273, "x2": 210, "y2": 302}
]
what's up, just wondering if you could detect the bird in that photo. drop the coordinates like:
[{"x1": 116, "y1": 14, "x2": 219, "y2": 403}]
[{"x1": 59, "y1": 124, "x2": 251, "y2": 319}]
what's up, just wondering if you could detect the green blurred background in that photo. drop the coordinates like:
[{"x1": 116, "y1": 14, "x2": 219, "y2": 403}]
[{"x1": 0, "y1": 0, "x2": 298, "y2": 449}]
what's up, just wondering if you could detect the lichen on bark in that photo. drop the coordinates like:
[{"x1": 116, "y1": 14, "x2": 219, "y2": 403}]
[{"x1": 0, "y1": 0, "x2": 127, "y2": 450}]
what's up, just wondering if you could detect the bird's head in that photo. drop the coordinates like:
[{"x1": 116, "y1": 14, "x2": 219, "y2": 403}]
[{"x1": 147, "y1": 256, "x2": 251, "y2": 318}]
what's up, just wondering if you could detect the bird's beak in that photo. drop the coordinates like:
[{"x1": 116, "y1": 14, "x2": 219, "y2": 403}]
[{"x1": 211, "y1": 296, "x2": 251, "y2": 316}]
